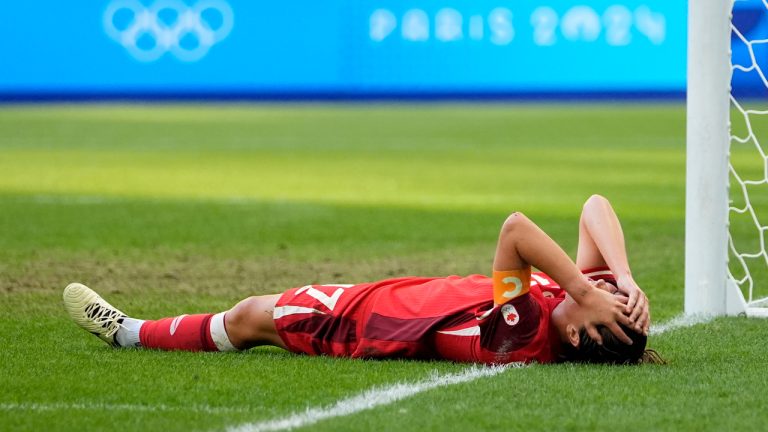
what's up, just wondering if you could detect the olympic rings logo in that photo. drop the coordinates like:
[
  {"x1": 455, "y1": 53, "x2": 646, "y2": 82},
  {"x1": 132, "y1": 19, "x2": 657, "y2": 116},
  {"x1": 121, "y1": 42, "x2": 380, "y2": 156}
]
[{"x1": 103, "y1": 0, "x2": 234, "y2": 62}]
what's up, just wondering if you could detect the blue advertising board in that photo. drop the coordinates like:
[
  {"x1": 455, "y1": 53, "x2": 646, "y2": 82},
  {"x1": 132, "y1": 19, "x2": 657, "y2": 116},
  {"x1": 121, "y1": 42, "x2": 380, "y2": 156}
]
[
  {"x1": 0, "y1": 1, "x2": 692, "y2": 99},
  {"x1": 732, "y1": 0, "x2": 768, "y2": 98}
]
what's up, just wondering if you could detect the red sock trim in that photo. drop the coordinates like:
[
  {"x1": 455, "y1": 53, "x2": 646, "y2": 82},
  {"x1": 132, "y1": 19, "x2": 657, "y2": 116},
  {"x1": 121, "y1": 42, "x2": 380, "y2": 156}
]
[{"x1": 199, "y1": 314, "x2": 217, "y2": 351}]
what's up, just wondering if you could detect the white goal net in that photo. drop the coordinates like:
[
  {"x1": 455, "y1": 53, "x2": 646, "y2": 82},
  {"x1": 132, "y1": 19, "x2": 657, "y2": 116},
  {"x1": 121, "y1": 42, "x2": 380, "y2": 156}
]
[{"x1": 729, "y1": 0, "x2": 768, "y2": 314}]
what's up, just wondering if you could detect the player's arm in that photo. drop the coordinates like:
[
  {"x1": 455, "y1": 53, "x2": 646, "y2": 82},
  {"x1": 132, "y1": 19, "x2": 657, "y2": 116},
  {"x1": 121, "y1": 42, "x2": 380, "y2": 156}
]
[
  {"x1": 577, "y1": 195, "x2": 649, "y2": 334},
  {"x1": 493, "y1": 212, "x2": 633, "y2": 345}
]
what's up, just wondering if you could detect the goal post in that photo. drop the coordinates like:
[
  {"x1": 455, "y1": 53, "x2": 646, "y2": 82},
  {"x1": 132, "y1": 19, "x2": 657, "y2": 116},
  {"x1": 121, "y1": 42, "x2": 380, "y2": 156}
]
[
  {"x1": 686, "y1": 0, "x2": 768, "y2": 318},
  {"x1": 685, "y1": 0, "x2": 735, "y2": 316}
]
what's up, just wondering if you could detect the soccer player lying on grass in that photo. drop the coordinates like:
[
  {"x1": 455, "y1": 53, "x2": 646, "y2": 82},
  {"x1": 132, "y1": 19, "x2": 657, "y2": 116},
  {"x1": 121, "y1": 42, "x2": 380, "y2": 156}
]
[{"x1": 64, "y1": 194, "x2": 659, "y2": 365}]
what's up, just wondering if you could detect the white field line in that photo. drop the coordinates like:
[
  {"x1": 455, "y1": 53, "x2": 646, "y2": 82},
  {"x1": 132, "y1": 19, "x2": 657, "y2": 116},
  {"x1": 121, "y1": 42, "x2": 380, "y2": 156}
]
[
  {"x1": 649, "y1": 313, "x2": 714, "y2": 336},
  {"x1": 227, "y1": 315, "x2": 706, "y2": 432},
  {"x1": 226, "y1": 364, "x2": 515, "y2": 432},
  {"x1": 0, "y1": 401, "x2": 253, "y2": 415}
]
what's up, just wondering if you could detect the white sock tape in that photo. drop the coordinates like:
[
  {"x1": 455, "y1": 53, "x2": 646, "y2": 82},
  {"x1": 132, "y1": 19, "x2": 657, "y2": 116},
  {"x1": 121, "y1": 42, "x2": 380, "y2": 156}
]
[{"x1": 210, "y1": 312, "x2": 238, "y2": 352}]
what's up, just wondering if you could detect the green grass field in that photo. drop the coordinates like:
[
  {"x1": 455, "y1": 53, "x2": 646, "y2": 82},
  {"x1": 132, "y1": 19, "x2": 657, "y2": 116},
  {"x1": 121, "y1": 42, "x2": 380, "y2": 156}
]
[{"x1": 1, "y1": 104, "x2": 766, "y2": 431}]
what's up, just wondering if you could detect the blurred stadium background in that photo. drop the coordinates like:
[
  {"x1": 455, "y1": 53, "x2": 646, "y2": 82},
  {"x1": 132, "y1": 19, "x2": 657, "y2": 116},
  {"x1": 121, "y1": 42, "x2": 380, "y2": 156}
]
[
  {"x1": 0, "y1": 1, "x2": 688, "y2": 100},
  {"x1": 1, "y1": 1, "x2": 765, "y2": 100},
  {"x1": 2, "y1": 1, "x2": 768, "y2": 431}
]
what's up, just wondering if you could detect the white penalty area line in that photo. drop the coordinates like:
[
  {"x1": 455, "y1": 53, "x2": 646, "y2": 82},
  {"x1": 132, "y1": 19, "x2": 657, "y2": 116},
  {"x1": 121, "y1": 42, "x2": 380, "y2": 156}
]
[
  {"x1": 226, "y1": 364, "x2": 516, "y2": 432},
  {"x1": 0, "y1": 401, "x2": 253, "y2": 415}
]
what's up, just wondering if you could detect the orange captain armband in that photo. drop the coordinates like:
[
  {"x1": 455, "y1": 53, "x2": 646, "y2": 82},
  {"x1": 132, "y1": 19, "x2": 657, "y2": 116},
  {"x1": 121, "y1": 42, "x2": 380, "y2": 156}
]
[{"x1": 492, "y1": 268, "x2": 531, "y2": 305}]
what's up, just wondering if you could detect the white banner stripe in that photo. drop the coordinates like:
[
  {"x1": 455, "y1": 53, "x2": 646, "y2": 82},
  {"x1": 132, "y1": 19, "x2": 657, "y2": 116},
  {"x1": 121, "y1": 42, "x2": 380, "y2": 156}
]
[{"x1": 226, "y1": 365, "x2": 514, "y2": 432}]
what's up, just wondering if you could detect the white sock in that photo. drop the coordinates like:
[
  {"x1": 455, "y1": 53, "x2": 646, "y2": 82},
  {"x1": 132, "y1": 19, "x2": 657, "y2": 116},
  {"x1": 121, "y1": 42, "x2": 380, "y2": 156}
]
[
  {"x1": 209, "y1": 312, "x2": 239, "y2": 352},
  {"x1": 115, "y1": 317, "x2": 145, "y2": 348}
]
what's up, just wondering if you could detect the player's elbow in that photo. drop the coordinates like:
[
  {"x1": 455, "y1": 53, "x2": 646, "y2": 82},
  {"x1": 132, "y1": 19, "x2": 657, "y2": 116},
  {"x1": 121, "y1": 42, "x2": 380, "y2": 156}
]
[{"x1": 584, "y1": 194, "x2": 610, "y2": 210}]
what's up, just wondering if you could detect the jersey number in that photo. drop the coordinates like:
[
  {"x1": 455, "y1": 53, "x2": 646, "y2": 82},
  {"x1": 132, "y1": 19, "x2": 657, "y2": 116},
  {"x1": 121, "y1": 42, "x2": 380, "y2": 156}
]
[{"x1": 295, "y1": 284, "x2": 353, "y2": 311}]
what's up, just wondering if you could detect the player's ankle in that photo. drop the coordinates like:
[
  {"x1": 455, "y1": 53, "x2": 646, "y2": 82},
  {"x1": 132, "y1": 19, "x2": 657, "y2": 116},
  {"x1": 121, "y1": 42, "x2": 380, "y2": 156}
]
[{"x1": 115, "y1": 317, "x2": 145, "y2": 348}]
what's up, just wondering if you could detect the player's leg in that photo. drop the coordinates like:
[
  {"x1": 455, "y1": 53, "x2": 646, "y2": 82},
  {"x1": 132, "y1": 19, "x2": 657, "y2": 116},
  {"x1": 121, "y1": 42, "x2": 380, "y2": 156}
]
[
  {"x1": 137, "y1": 293, "x2": 286, "y2": 351},
  {"x1": 63, "y1": 283, "x2": 286, "y2": 352}
]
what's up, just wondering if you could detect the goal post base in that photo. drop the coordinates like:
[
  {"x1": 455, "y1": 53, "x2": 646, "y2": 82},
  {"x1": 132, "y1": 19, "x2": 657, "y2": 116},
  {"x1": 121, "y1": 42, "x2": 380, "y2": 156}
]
[
  {"x1": 725, "y1": 279, "x2": 768, "y2": 318},
  {"x1": 725, "y1": 278, "x2": 747, "y2": 316},
  {"x1": 745, "y1": 308, "x2": 768, "y2": 318}
]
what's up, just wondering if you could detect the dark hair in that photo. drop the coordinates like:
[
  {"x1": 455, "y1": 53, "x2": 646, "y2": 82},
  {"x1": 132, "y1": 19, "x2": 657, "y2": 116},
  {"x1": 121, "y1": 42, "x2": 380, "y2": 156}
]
[{"x1": 560, "y1": 323, "x2": 665, "y2": 365}]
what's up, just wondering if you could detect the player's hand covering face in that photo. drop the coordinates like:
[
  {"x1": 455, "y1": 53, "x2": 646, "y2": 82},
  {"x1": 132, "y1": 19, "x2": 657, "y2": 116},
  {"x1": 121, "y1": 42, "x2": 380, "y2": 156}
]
[
  {"x1": 614, "y1": 277, "x2": 650, "y2": 335},
  {"x1": 576, "y1": 285, "x2": 634, "y2": 345},
  {"x1": 590, "y1": 278, "x2": 649, "y2": 337}
]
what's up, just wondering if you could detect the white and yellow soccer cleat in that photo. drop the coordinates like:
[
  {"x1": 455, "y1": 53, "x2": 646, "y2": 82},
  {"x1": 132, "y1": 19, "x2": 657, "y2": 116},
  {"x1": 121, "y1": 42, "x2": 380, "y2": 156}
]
[{"x1": 63, "y1": 283, "x2": 126, "y2": 347}]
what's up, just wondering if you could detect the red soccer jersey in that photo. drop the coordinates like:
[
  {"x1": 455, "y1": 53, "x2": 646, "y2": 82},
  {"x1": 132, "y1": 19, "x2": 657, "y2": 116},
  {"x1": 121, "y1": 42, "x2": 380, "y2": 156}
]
[{"x1": 273, "y1": 268, "x2": 614, "y2": 364}]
